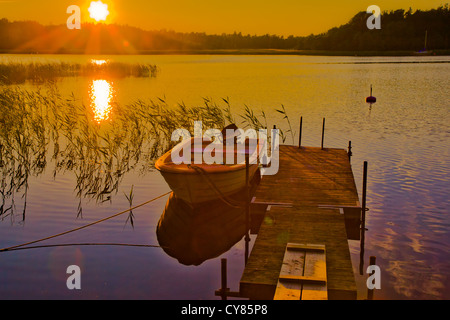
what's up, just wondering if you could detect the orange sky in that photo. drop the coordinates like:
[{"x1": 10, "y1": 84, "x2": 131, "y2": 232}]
[{"x1": 0, "y1": 0, "x2": 446, "y2": 36}]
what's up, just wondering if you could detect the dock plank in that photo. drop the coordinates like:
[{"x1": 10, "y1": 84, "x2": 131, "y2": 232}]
[
  {"x1": 274, "y1": 243, "x2": 328, "y2": 300},
  {"x1": 274, "y1": 246, "x2": 305, "y2": 300},
  {"x1": 302, "y1": 245, "x2": 327, "y2": 300}
]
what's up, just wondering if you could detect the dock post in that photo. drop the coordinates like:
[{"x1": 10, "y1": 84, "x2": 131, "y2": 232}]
[
  {"x1": 359, "y1": 161, "x2": 368, "y2": 275},
  {"x1": 245, "y1": 139, "x2": 250, "y2": 265},
  {"x1": 367, "y1": 256, "x2": 376, "y2": 300},
  {"x1": 348, "y1": 141, "x2": 352, "y2": 162},
  {"x1": 298, "y1": 116, "x2": 303, "y2": 148},
  {"x1": 321, "y1": 118, "x2": 325, "y2": 150},
  {"x1": 221, "y1": 258, "x2": 228, "y2": 300}
]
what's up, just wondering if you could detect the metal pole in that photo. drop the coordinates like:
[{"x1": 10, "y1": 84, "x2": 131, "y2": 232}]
[
  {"x1": 321, "y1": 117, "x2": 325, "y2": 150},
  {"x1": 361, "y1": 161, "x2": 368, "y2": 231},
  {"x1": 359, "y1": 161, "x2": 368, "y2": 275},
  {"x1": 245, "y1": 139, "x2": 250, "y2": 266},
  {"x1": 298, "y1": 116, "x2": 303, "y2": 148},
  {"x1": 348, "y1": 141, "x2": 352, "y2": 162}
]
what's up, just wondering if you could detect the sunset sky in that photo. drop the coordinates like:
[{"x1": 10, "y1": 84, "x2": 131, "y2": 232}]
[{"x1": 0, "y1": 0, "x2": 446, "y2": 36}]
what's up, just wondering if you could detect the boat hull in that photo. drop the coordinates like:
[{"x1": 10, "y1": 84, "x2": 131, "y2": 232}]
[
  {"x1": 155, "y1": 137, "x2": 262, "y2": 204},
  {"x1": 159, "y1": 163, "x2": 259, "y2": 204}
]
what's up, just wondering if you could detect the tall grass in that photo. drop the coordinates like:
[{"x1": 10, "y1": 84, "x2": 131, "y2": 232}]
[
  {"x1": 0, "y1": 61, "x2": 158, "y2": 84},
  {"x1": 275, "y1": 104, "x2": 295, "y2": 143},
  {"x1": 0, "y1": 84, "x2": 293, "y2": 223}
]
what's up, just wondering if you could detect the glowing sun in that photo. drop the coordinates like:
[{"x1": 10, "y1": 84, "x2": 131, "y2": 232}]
[{"x1": 88, "y1": 1, "x2": 110, "y2": 22}]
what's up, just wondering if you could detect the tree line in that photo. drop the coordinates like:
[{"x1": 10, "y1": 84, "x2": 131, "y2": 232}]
[{"x1": 0, "y1": 5, "x2": 448, "y2": 54}]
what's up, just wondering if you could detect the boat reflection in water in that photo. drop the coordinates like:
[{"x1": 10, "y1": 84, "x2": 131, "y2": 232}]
[{"x1": 156, "y1": 169, "x2": 260, "y2": 266}]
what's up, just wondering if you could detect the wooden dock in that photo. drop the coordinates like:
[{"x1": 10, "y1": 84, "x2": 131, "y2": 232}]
[{"x1": 239, "y1": 145, "x2": 361, "y2": 300}]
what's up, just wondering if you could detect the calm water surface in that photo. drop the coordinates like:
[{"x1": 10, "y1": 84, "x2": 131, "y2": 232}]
[{"x1": 0, "y1": 54, "x2": 449, "y2": 299}]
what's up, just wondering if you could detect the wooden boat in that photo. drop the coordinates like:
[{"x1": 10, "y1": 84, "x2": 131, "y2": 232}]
[{"x1": 155, "y1": 136, "x2": 262, "y2": 204}]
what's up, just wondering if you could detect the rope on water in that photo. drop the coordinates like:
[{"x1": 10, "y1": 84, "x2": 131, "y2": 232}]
[
  {"x1": 2, "y1": 243, "x2": 166, "y2": 252},
  {"x1": 0, "y1": 191, "x2": 171, "y2": 253}
]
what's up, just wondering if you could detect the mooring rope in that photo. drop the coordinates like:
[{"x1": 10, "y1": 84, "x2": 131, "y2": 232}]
[
  {"x1": 0, "y1": 191, "x2": 171, "y2": 253},
  {"x1": 187, "y1": 164, "x2": 246, "y2": 209},
  {"x1": 2, "y1": 242, "x2": 166, "y2": 252}
]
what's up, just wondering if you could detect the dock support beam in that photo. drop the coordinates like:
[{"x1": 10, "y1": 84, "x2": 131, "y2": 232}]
[
  {"x1": 221, "y1": 258, "x2": 228, "y2": 300},
  {"x1": 215, "y1": 258, "x2": 241, "y2": 299}
]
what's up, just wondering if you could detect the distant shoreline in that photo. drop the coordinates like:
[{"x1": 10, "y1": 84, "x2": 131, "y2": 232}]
[{"x1": 1, "y1": 49, "x2": 450, "y2": 57}]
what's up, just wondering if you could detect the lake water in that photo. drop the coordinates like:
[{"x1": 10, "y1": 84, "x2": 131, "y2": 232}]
[{"x1": 0, "y1": 54, "x2": 449, "y2": 300}]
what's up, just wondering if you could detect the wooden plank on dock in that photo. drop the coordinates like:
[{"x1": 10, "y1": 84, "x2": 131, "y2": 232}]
[
  {"x1": 240, "y1": 145, "x2": 359, "y2": 300},
  {"x1": 274, "y1": 244, "x2": 305, "y2": 300},
  {"x1": 301, "y1": 244, "x2": 328, "y2": 300},
  {"x1": 274, "y1": 243, "x2": 327, "y2": 300}
]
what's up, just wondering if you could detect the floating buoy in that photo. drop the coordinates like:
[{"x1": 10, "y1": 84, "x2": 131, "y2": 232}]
[{"x1": 366, "y1": 85, "x2": 376, "y2": 104}]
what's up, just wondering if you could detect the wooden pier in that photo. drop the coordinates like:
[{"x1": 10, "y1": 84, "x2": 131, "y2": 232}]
[{"x1": 239, "y1": 145, "x2": 361, "y2": 300}]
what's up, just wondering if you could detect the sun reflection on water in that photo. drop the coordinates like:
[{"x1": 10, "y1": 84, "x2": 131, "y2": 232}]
[
  {"x1": 91, "y1": 59, "x2": 108, "y2": 66},
  {"x1": 89, "y1": 79, "x2": 114, "y2": 123}
]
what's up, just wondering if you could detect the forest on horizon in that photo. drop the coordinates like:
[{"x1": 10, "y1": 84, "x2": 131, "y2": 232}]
[{"x1": 0, "y1": 5, "x2": 449, "y2": 54}]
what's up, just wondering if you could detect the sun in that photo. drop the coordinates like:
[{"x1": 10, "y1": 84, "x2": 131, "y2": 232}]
[{"x1": 88, "y1": 1, "x2": 110, "y2": 22}]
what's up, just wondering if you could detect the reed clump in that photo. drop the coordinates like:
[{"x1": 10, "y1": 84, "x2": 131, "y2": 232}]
[{"x1": 0, "y1": 61, "x2": 158, "y2": 84}]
